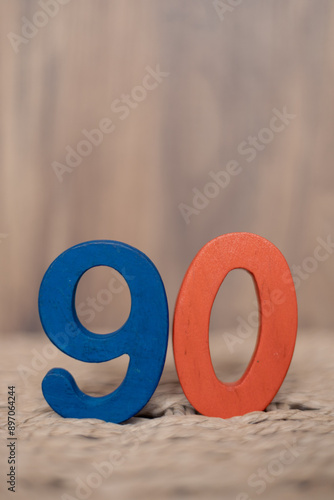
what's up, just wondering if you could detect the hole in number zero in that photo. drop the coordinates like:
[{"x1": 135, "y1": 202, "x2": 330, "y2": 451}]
[
  {"x1": 209, "y1": 269, "x2": 259, "y2": 383},
  {"x1": 173, "y1": 233, "x2": 298, "y2": 419}
]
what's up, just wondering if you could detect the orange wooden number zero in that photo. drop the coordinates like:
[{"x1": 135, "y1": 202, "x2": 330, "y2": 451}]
[{"x1": 173, "y1": 232, "x2": 298, "y2": 419}]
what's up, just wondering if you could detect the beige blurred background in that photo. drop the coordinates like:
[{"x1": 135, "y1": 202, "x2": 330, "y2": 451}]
[{"x1": 1, "y1": 0, "x2": 334, "y2": 335}]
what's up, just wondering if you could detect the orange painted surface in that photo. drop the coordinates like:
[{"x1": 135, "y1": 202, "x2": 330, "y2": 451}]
[{"x1": 173, "y1": 233, "x2": 298, "y2": 419}]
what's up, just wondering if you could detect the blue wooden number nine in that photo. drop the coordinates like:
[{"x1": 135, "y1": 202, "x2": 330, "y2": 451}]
[{"x1": 38, "y1": 240, "x2": 169, "y2": 424}]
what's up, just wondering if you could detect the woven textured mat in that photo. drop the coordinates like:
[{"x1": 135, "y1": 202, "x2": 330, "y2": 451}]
[{"x1": 1, "y1": 329, "x2": 334, "y2": 500}]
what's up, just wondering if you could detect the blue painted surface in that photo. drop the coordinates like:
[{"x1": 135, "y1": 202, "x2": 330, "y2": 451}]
[{"x1": 38, "y1": 240, "x2": 169, "y2": 423}]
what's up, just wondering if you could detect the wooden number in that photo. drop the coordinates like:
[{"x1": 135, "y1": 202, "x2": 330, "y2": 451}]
[
  {"x1": 38, "y1": 240, "x2": 169, "y2": 424},
  {"x1": 173, "y1": 232, "x2": 298, "y2": 418}
]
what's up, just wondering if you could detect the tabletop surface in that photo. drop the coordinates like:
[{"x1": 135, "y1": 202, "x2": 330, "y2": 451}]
[{"x1": 1, "y1": 329, "x2": 334, "y2": 500}]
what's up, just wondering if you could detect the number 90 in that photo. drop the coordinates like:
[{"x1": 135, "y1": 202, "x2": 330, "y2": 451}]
[{"x1": 39, "y1": 233, "x2": 298, "y2": 423}]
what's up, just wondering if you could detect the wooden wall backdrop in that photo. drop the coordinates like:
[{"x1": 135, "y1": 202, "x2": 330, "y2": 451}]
[{"x1": 1, "y1": 0, "x2": 334, "y2": 335}]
